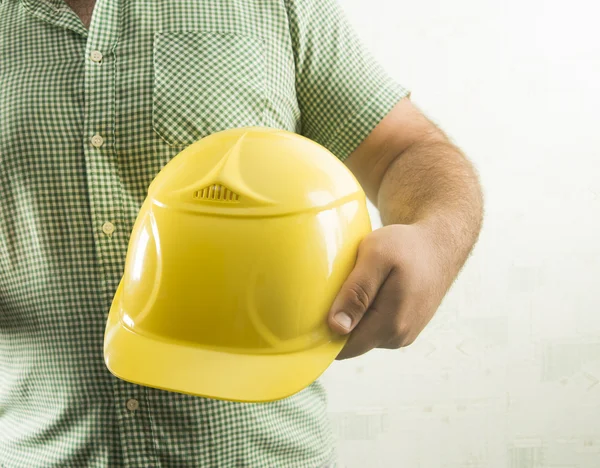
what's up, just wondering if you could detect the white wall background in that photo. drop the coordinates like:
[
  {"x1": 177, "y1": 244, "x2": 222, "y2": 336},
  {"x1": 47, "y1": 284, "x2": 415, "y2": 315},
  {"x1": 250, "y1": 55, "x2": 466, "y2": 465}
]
[{"x1": 321, "y1": 1, "x2": 600, "y2": 467}]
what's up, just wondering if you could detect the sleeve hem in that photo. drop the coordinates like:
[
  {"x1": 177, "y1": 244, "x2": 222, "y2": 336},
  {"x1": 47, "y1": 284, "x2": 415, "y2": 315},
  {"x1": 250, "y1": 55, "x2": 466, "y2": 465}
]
[{"x1": 324, "y1": 83, "x2": 411, "y2": 162}]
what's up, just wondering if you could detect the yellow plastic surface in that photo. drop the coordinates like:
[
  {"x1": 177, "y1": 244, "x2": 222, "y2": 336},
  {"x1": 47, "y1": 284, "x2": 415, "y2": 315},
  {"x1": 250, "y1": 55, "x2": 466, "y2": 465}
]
[{"x1": 104, "y1": 127, "x2": 372, "y2": 402}]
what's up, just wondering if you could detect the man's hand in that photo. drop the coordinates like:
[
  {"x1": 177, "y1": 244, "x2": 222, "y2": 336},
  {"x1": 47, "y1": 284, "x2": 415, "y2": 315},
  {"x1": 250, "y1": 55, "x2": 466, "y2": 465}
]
[{"x1": 328, "y1": 223, "x2": 451, "y2": 360}]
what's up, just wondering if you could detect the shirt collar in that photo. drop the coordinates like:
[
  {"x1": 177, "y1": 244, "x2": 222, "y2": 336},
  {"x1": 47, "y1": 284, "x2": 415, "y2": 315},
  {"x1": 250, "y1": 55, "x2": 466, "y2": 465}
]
[{"x1": 20, "y1": 0, "x2": 88, "y2": 37}]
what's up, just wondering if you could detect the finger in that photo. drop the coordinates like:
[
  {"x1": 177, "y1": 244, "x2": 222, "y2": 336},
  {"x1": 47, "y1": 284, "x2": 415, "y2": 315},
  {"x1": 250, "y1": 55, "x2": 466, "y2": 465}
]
[
  {"x1": 328, "y1": 245, "x2": 393, "y2": 335},
  {"x1": 335, "y1": 271, "x2": 403, "y2": 360}
]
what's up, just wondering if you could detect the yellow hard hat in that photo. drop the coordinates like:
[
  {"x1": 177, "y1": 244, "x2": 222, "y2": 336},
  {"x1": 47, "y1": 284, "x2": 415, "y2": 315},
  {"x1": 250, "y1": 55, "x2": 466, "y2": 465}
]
[{"x1": 103, "y1": 127, "x2": 372, "y2": 402}]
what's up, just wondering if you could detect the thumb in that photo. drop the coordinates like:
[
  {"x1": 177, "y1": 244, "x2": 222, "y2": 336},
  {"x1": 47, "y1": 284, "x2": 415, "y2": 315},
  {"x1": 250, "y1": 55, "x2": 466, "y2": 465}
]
[{"x1": 328, "y1": 246, "x2": 392, "y2": 335}]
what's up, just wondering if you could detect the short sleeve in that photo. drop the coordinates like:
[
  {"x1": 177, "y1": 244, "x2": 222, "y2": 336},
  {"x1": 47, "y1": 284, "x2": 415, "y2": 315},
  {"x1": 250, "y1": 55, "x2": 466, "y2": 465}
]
[{"x1": 285, "y1": 0, "x2": 410, "y2": 161}]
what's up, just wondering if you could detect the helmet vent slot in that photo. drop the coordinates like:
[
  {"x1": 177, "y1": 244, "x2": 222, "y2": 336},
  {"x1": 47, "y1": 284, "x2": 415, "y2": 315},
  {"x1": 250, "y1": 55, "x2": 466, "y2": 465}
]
[{"x1": 194, "y1": 184, "x2": 240, "y2": 202}]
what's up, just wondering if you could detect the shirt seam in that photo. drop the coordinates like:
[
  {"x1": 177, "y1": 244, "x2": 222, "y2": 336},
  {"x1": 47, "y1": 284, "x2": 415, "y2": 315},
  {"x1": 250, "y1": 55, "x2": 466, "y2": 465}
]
[{"x1": 326, "y1": 84, "x2": 410, "y2": 161}]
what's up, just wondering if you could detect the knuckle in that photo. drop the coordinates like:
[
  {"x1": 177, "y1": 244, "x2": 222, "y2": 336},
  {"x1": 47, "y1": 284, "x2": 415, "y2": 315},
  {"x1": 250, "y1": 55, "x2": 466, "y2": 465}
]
[
  {"x1": 393, "y1": 320, "x2": 411, "y2": 339},
  {"x1": 363, "y1": 239, "x2": 388, "y2": 261},
  {"x1": 385, "y1": 321, "x2": 415, "y2": 348},
  {"x1": 386, "y1": 333, "x2": 416, "y2": 349},
  {"x1": 403, "y1": 336, "x2": 417, "y2": 347},
  {"x1": 384, "y1": 337, "x2": 405, "y2": 349},
  {"x1": 345, "y1": 282, "x2": 371, "y2": 312}
]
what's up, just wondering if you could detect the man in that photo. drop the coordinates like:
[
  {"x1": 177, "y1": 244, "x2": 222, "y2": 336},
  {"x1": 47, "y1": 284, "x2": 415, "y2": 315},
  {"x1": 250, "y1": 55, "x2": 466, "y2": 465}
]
[{"x1": 0, "y1": 0, "x2": 483, "y2": 466}]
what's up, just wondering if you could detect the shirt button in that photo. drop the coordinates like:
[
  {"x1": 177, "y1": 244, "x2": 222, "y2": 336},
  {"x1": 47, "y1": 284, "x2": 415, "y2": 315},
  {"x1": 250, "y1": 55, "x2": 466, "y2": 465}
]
[
  {"x1": 102, "y1": 221, "x2": 115, "y2": 236},
  {"x1": 90, "y1": 50, "x2": 103, "y2": 63},
  {"x1": 90, "y1": 134, "x2": 104, "y2": 148},
  {"x1": 126, "y1": 398, "x2": 139, "y2": 411}
]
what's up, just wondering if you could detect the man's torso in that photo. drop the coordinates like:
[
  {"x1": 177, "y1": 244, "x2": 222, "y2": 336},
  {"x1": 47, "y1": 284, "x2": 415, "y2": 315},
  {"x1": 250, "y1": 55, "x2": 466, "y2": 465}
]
[{"x1": 0, "y1": 1, "x2": 333, "y2": 466}]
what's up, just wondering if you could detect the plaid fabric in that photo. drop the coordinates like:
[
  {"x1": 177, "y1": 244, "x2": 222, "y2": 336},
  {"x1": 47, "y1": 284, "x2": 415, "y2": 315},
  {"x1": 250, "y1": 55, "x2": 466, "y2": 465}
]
[{"x1": 0, "y1": 0, "x2": 409, "y2": 466}]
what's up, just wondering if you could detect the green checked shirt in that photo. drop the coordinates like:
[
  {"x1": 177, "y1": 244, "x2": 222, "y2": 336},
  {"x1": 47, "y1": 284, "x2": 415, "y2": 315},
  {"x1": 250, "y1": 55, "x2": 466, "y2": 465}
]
[{"x1": 0, "y1": 0, "x2": 408, "y2": 466}]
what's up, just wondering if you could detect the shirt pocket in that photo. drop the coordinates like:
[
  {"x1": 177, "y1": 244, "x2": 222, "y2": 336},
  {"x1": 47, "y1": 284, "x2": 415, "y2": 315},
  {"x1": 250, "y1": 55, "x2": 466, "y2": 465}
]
[{"x1": 152, "y1": 31, "x2": 267, "y2": 147}]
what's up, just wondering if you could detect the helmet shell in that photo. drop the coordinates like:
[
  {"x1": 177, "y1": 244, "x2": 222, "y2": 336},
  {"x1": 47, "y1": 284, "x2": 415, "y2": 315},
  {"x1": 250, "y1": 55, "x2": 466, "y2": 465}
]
[{"x1": 104, "y1": 127, "x2": 372, "y2": 402}]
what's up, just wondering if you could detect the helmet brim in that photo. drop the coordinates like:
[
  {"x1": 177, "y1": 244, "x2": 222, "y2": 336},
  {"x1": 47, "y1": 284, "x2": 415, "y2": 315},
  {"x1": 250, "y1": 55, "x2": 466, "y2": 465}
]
[{"x1": 103, "y1": 281, "x2": 347, "y2": 403}]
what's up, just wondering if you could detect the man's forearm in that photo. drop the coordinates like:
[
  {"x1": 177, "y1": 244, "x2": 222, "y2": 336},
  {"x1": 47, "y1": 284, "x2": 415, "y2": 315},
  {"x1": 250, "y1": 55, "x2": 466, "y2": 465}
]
[{"x1": 376, "y1": 136, "x2": 484, "y2": 279}]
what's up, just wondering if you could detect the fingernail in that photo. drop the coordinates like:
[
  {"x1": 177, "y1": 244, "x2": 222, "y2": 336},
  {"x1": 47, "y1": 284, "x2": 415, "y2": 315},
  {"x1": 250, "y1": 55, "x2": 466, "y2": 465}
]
[{"x1": 334, "y1": 312, "x2": 352, "y2": 329}]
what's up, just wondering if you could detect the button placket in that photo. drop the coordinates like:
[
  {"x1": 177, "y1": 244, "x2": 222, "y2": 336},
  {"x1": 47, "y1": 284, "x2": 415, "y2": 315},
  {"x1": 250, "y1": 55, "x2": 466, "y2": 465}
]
[{"x1": 83, "y1": 3, "x2": 160, "y2": 465}]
